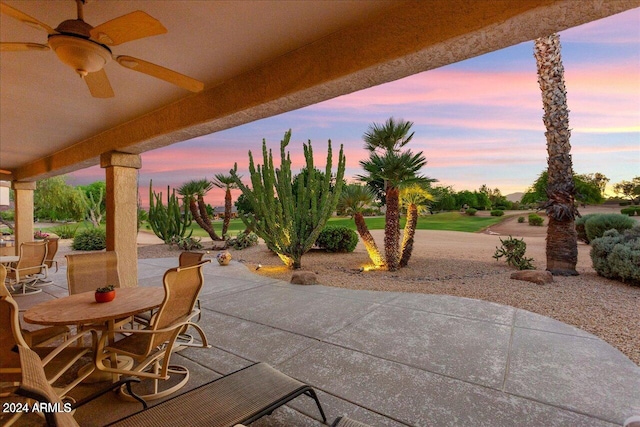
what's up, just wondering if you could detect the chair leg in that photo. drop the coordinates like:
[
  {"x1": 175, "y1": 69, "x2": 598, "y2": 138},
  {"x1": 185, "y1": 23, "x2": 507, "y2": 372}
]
[{"x1": 305, "y1": 389, "x2": 327, "y2": 423}]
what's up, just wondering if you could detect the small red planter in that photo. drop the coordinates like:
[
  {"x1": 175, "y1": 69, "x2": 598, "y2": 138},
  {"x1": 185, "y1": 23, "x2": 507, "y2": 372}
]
[{"x1": 95, "y1": 290, "x2": 116, "y2": 303}]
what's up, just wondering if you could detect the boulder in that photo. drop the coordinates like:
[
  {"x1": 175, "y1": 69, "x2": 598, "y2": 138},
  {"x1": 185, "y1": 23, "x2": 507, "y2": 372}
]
[
  {"x1": 290, "y1": 270, "x2": 317, "y2": 285},
  {"x1": 511, "y1": 270, "x2": 553, "y2": 285}
]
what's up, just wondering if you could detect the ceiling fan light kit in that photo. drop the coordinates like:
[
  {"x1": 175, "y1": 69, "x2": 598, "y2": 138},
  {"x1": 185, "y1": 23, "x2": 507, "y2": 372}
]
[
  {"x1": 0, "y1": 0, "x2": 204, "y2": 97},
  {"x1": 48, "y1": 35, "x2": 111, "y2": 77}
]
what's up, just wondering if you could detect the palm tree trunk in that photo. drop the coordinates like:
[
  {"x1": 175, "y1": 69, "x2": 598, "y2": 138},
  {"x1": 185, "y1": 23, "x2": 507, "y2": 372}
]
[
  {"x1": 222, "y1": 189, "x2": 232, "y2": 237},
  {"x1": 399, "y1": 203, "x2": 418, "y2": 267},
  {"x1": 534, "y1": 33, "x2": 578, "y2": 276},
  {"x1": 190, "y1": 199, "x2": 220, "y2": 241},
  {"x1": 354, "y1": 212, "x2": 385, "y2": 268},
  {"x1": 384, "y1": 186, "x2": 401, "y2": 271}
]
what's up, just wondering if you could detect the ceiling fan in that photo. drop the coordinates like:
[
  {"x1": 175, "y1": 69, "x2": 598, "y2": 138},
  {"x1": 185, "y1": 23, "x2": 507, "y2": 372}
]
[{"x1": 0, "y1": 0, "x2": 204, "y2": 98}]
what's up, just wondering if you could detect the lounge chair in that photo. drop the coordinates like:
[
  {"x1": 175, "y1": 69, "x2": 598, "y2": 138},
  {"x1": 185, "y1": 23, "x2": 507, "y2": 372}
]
[
  {"x1": 11, "y1": 345, "x2": 326, "y2": 427},
  {"x1": 94, "y1": 260, "x2": 211, "y2": 400},
  {"x1": 5, "y1": 241, "x2": 49, "y2": 295}
]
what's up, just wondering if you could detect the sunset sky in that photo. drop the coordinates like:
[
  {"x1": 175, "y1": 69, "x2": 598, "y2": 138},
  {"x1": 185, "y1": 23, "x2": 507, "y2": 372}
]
[{"x1": 70, "y1": 8, "x2": 640, "y2": 207}]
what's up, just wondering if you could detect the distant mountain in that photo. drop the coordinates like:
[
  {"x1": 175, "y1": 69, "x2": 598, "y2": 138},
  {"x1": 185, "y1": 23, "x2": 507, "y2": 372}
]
[{"x1": 505, "y1": 192, "x2": 524, "y2": 203}]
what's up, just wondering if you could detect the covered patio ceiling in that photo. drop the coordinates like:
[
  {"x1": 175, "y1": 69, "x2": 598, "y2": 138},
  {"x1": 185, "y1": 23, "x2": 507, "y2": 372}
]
[{"x1": 1, "y1": 0, "x2": 637, "y2": 183}]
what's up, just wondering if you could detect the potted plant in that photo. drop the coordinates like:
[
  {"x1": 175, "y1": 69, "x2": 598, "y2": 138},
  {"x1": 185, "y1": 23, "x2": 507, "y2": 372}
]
[
  {"x1": 95, "y1": 285, "x2": 116, "y2": 303},
  {"x1": 216, "y1": 251, "x2": 232, "y2": 266}
]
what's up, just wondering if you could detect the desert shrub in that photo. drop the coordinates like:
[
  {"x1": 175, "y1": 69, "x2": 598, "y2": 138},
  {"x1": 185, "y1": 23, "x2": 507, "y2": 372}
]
[
  {"x1": 528, "y1": 213, "x2": 544, "y2": 226},
  {"x1": 0, "y1": 210, "x2": 14, "y2": 221},
  {"x1": 584, "y1": 213, "x2": 635, "y2": 243},
  {"x1": 72, "y1": 228, "x2": 106, "y2": 251},
  {"x1": 493, "y1": 235, "x2": 534, "y2": 270},
  {"x1": 575, "y1": 213, "x2": 599, "y2": 243},
  {"x1": 590, "y1": 227, "x2": 640, "y2": 285},
  {"x1": 227, "y1": 232, "x2": 259, "y2": 250},
  {"x1": 465, "y1": 208, "x2": 477, "y2": 216},
  {"x1": 316, "y1": 226, "x2": 358, "y2": 253},
  {"x1": 490, "y1": 210, "x2": 504, "y2": 217},
  {"x1": 517, "y1": 216, "x2": 525, "y2": 223},
  {"x1": 52, "y1": 224, "x2": 79, "y2": 239},
  {"x1": 168, "y1": 235, "x2": 202, "y2": 251},
  {"x1": 620, "y1": 207, "x2": 636, "y2": 216}
]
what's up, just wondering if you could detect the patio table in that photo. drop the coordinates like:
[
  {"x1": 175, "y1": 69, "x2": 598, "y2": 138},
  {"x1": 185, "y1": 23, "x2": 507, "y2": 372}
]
[
  {"x1": 0, "y1": 255, "x2": 19, "y2": 265},
  {"x1": 23, "y1": 287, "x2": 165, "y2": 381}
]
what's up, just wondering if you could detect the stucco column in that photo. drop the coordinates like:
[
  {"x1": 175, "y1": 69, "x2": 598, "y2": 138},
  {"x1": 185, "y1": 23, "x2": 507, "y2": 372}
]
[
  {"x1": 101, "y1": 152, "x2": 141, "y2": 288},
  {"x1": 12, "y1": 181, "x2": 36, "y2": 255}
]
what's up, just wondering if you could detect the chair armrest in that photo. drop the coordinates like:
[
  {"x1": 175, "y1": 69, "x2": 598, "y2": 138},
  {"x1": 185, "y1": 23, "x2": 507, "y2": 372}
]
[{"x1": 40, "y1": 329, "x2": 97, "y2": 366}]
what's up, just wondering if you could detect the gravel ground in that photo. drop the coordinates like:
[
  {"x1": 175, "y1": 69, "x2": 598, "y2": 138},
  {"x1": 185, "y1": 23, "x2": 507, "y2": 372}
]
[{"x1": 54, "y1": 209, "x2": 640, "y2": 366}]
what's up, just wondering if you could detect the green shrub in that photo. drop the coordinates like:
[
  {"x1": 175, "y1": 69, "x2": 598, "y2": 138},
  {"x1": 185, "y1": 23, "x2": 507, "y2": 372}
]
[
  {"x1": 490, "y1": 210, "x2": 504, "y2": 217},
  {"x1": 52, "y1": 224, "x2": 79, "y2": 239},
  {"x1": 590, "y1": 227, "x2": 640, "y2": 285},
  {"x1": 72, "y1": 228, "x2": 106, "y2": 251},
  {"x1": 575, "y1": 213, "x2": 599, "y2": 243},
  {"x1": 517, "y1": 216, "x2": 525, "y2": 223},
  {"x1": 528, "y1": 213, "x2": 544, "y2": 226},
  {"x1": 584, "y1": 213, "x2": 635, "y2": 243},
  {"x1": 620, "y1": 207, "x2": 636, "y2": 216},
  {"x1": 168, "y1": 235, "x2": 202, "y2": 251},
  {"x1": 493, "y1": 235, "x2": 534, "y2": 270},
  {"x1": 0, "y1": 210, "x2": 14, "y2": 221},
  {"x1": 227, "y1": 232, "x2": 259, "y2": 250},
  {"x1": 316, "y1": 226, "x2": 358, "y2": 253},
  {"x1": 465, "y1": 208, "x2": 477, "y2": 216}
]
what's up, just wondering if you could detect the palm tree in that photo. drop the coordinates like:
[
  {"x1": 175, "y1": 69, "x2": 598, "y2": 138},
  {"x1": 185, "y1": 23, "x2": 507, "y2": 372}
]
[
  {"x1": 177, "y1": 179, "x2": 222, "y2": 241},
  {"x1": 358, "y1": 149, "x2": 428, "y2": 271},
  {"x1": 399, "y1": 184, "x2": 434, "y2": 267},
  {"x1": 363, "y1": 117, "x2": 414, "y2": 153},
  {"x1": 534, "y1": 33, "x2": 578, "y2": 276},
  {"x1": 213, "y1": 172, "x2": 239, "y2": 237},
  {"x1": 338, "y1": 184, "x2": 385, "y2": 268}
]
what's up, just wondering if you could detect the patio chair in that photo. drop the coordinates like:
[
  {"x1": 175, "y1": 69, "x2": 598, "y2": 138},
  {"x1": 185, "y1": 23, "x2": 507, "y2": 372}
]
[
  {"x1": 0, "y1": 282, "x2": 98, "y2": 398},
  {"x1": 134, "y1": 251, "x2": 206, "y2": 329},
  {"x1": 66, "y1": 251, "x2": 131, "y2": 335},
  {"x1": 11, "y1": 345, "x2": 145, "y2": 427},
  {"x1": 5, "y1": 241, "x2": 49, "y2": 295},
  {"x1": 0, "y1": 265, "x2": 70, "y2": 348},
  {"x1": 43, "y1": 236, "x2": 60, "y2": 275},
  {"x1": 94, "y1": 260, "x2": 211, "y2": 400}
]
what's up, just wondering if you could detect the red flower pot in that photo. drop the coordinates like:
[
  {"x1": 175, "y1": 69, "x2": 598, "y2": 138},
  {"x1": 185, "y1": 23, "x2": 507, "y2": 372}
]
[{"x1": 95, "y1": 290, "x2": 116, "y2": 303}]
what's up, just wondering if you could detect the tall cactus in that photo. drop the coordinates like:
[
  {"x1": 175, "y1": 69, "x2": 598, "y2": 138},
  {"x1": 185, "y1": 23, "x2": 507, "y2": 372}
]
[
  {"x1": 230, "y1": 130, "x2": 346, "y2": 269},
  {"x1": 148, "y1": 180, "x2": 192, "y2": 243}
]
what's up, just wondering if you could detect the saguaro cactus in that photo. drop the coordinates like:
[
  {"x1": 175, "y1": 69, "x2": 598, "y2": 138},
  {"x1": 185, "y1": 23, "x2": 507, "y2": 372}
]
[
  {"x1": 231, "y1": 130, "x2": 346, "y2": 269},
  {"x1": 148, "y1": 180, "x2": 192, "y2": 243}
]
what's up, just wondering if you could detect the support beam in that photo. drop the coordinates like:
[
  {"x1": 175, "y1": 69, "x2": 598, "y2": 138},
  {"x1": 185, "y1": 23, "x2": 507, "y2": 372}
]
[
  {"x1": 101, "y1": 152, "x2": 142, "y2": 288},
  {"x1": 12, "y1": 181, "x2": 36, "y2": 255}
]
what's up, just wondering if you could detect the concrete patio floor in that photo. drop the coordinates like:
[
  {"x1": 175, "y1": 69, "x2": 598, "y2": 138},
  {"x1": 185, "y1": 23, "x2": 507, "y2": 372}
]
[{"x1": 15, "y1": 257, "x2": 640, "y2": 427}]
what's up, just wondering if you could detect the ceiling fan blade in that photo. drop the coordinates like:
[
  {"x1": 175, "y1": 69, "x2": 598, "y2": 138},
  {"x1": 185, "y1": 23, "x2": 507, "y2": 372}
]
[
  {"x1": 116, "y1": 56, "x2": 204, "y2": 92},
  {"x1": 90, "y1": 11, "x2": 167, "y2": 46},
  {"x1": 84, "y1": 69, "x2": 115, "y2": 98},
  {"x1": 0, "y1": 42, "x2": 49, "y2": 52},
  {"x1": 0, "y1": 2, "x2": 55, "y2": 34}
]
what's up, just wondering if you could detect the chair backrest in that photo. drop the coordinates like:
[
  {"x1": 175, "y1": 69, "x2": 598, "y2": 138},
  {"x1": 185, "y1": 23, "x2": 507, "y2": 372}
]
[
  {"x1": 44, "y1": 237, "x2": 59, "y2": 269},
  {"x1": 0, "y1": 266, "x2": 31, "y2": 383},
  {"x1": 178, "y1": 251, "x2": 205, "y2": 267},
  {"x1": 16, "y1": 345, "x2": 79, "y2": 427},
  {"x1": 149, "y1": 260, "x2": 209, "y2": 350},
  {"x1": 11, "y1": 241, "x2": 47, "y2": 277},
  {"x1": 66, "y1": 251, "x2": 121, "y2": 294}
]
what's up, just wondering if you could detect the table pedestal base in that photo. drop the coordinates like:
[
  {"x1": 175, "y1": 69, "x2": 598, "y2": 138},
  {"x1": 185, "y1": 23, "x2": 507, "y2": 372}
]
[{"x1": 79, "y1": 356, "x2": 134, "y2": 383}]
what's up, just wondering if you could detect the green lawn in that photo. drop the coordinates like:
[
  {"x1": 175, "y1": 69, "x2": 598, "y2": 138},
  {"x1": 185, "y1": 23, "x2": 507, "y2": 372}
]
[{"x1": 40, "y1": 212, "x2": 506, "y2": 238}]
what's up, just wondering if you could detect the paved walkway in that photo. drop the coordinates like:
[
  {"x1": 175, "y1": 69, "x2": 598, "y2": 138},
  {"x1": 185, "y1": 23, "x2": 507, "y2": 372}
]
[{"x1": 17, "y1": 258, "x2": 640, "y2": 426}]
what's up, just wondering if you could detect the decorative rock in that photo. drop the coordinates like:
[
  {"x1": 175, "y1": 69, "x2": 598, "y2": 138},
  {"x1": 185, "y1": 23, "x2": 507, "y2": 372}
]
[
  {"x1": 511, "y1": 270, "x2": 553, "y2": 285},
  {"x1": 290, "y1": 271, "x2": 317, "y2": 285}
]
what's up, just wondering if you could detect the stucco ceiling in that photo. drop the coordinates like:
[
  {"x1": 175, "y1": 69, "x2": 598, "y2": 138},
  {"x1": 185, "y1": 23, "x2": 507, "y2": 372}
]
[{"x1": 1, "y1": 0, "x2": 637, "y2": 182}]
